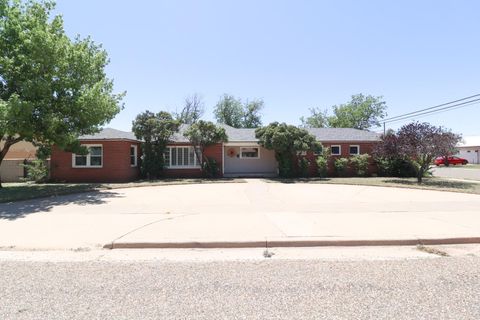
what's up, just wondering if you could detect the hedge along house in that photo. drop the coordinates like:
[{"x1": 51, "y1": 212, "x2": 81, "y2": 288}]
[
  {"x1": 50, "y1": 125, "x2": 381, "y2": 182},
  {"x1": 50, "y1": 128, "x2": 141, "y2": 183},
  {"x1": 302, "y1": 128, "x2": 381, "y2": 176}
]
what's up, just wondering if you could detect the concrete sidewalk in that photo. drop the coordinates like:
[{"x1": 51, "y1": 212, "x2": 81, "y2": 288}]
[{"x1": 1, "y1": 180, "x2": 480, "y2": 250}]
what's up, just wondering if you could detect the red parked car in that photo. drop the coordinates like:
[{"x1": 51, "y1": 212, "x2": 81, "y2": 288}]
[{"x1": 434, "y1": 156, "x2": 468, "y2": 166}]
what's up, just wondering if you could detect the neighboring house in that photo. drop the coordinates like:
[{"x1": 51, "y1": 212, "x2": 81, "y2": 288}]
[
  {"x1": 456, "y1": 136, "x2": 480, "y2": 164},
  {"x1": 0, "y1": 141, "x2": 37, "y2": 182},
  {"x1": 50, "y1": 125, "x2": 381, "y2": 182},
  {"x1": 50, "y1": 129, "x2": 141, "y2": 183}
]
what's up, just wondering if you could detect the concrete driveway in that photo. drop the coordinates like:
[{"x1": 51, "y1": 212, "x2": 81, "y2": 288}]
[
  {"x1": 1, "y1": 179, "x2": 480, "y2": 249},
  {"x1": 433, "y1": 166, "x2": 480, "y2": 181}
]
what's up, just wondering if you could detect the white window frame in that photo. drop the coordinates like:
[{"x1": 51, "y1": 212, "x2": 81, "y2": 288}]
[
  {"x1": 72, "y1": 144, "x2": 103, "y2": 168},
  {"x1": 349, "y1": 145, "x2": 360, "y2": 155},
  {"x1": 331, "y1": 145, "x2": 341, "y2": 156},
  {"x1": 164, "y1": 146, "x2": 201, "y2": 169},
  {"x1": 130, "y1": 145, "x2": 138, "y2": 167},
  {"x1": 240, "y1": 147, "x2": 260, "y2": 159}
]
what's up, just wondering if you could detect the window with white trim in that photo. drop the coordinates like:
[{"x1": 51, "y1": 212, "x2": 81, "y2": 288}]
[
  {"x1": 331, "y1": 145, "x2": 341, "y2": 156},
  {"x1": 72, "y1": 145, "x2": 103, "y2": 168},
  {"x1": 349, "y1": 145, "x2": 360, "y2": 155},
  {"x1": 164, "y1": 146, "x2": 201, "y2": 168},
  {"x1": 130, "y1": 145, "x2": 137, "y2": 167},
  {"x1": 240, "y1": 147, "x2": 260, "y2": 159}
]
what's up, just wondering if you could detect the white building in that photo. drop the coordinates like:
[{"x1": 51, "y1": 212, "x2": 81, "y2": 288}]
[{"x1": 457, "y1": 136, "x2": 480, "y2": 164}]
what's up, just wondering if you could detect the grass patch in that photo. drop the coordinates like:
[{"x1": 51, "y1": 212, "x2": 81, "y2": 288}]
[
  {"x1": 263, "y1": 177, "x2": 480, "y2": 195},
  {"x1": 0, "y1": 178, "x2": 245, "y2": 203}
]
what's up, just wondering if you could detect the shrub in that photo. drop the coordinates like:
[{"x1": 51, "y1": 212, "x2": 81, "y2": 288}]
[
  {"x1": 315, "y1": 146, "x2": 330, "y2": 178},
  {"x1": 316, "y1": 156, "x2": 328, "y2": 178},
  {"x1": 297, "y1": 156, "x2": 311, "y2": 177},
  {"x1": 349, "y1": 154, "x2": 370, "y2": 176},
  {"x1": 376, "y1": 157, "x2": 417, "y2": 177},
  {"x1": 21, "y1": 160, "x2": 49, "y2": 183},
  {"x1": 276, "y1": 154, "x2": 294, "y2": 178},
  {"x1": 334, "y1": 157, "x2": 349, "y2": 176}
]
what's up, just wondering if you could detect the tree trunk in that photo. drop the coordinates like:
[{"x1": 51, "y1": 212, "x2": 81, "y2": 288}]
[
  {"x1": 417, "y1": 172, "x2": 423, "y2": 183},
  {"x1": 192, "y1": 145, "x2": 204, "y2": 172}
]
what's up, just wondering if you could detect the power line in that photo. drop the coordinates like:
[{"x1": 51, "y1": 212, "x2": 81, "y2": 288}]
[
  {"x1": 384, "y1": 99, "x2": 480, "y2": 124},
  {"x1": 382, "y1": 93, "x2": 480, "y2": 122},
  {"x1": 383, "y1": 97, "x2": 480, "y2": 124}
]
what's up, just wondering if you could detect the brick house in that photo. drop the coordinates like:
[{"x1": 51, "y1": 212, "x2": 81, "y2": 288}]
[
  {"x1": 50, "y1": 125, "x2": 381, "y2": 182},
  {"x1": 50, "y1": 129, "x2": 142, "y2": 183}
]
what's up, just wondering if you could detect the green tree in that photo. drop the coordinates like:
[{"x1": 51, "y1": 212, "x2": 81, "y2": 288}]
[
  {"x1": 132, "y1": 111, "x2": 180, "y2": 179},
  {"x1": 214, "y1": 94, "x2": 264, "y2": 128},
  {"x1": 300, "y1": 107, "x2": 328, "y2": 128},
  {"x1": 255, "y1": 122, "x2": 320, "y2": 178},
  {"x1": 184, "y1": 120, "x2": 228, "y2": 177},
  {"x1": 0, "y1": 0, "x2": 123, "y2": 186},
  {"x1": 242, "y1": 99, "x2": 263, "y2": 128},
  {"x1": 213, "y1": 94, "x2": 244, "y2": 128},
  {"x1": 327, "y1": 94, "x2": 387, "y2": 129}
]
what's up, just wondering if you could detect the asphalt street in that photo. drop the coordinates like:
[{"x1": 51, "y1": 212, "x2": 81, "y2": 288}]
[{"x1": 1, "y1": 252, "x2": 479, "y2": 319}]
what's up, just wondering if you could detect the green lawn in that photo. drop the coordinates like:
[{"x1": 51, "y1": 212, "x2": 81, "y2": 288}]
[
  {"x1": 263, "y1": 177, "x2": 480, "y2": 195},
  {"x1": 0, "y1": 183, "x2": 100, "y2": 203},
  {"x1": 0, "y1": 178, "x2": 245, "y2": 203}
]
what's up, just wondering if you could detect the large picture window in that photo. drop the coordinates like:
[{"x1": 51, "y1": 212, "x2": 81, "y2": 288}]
[
  {"x1": 240, "y1": 147, "x2": 260, "y2": 159},
  {"x1": 72, "y1": 145, "x2": 103, "y2": 168},
  {"x1": 164, "y1": 146, "x2": 201, "y2": 168}
]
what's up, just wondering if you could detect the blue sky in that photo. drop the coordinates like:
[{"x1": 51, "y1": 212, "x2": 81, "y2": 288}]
[{"x1": 55, "y1": 0, "x2": 480, "y2": 135}]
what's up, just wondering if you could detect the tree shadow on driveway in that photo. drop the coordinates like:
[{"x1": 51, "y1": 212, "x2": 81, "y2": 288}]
[{"x1": 0, "y1": 191, "x2": 123, "y2": 221}]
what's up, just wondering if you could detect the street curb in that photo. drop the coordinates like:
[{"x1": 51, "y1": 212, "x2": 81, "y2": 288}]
[{"x1": 104, "y1": 237, "x2": 480, "y2": 249}]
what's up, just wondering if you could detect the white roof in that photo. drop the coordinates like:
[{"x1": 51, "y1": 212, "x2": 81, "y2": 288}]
[{"x1": 458, "y1": 136, "x2": 480, "y2": 147}]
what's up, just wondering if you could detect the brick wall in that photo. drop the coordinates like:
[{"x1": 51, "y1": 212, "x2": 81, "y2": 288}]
[
  {"x1": 301, "y1": 141, "x2": 379, "y2": 177},
  {"x1": 50, "y1": 140, "x2": 141, "y2": 183}
]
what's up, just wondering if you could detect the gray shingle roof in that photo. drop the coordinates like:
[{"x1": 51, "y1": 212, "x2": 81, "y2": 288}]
[
  {"x1": 170, "y1": 124, "x2": 258, "y2": 142},
  {"x1": 79, "y1": 128, "x2": 139, "y2": 141},
  {"x1": 80, "y1": 125, "x2": 380, "y2": 143},
  {"x1": 306, "y1": 128, "x2": 381, "y2": 142},
  {"x1": 170, "y1": 124, "x2": 380, "y2": 143}
]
